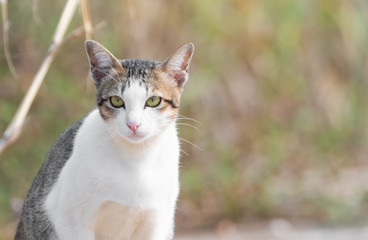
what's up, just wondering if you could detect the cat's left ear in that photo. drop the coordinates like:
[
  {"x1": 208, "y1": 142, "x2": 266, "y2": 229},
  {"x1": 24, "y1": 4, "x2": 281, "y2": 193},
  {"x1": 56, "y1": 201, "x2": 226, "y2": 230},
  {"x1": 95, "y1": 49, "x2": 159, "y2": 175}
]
[
  {"x1": 85, "y1": 40, "x2": 123, "y2": 86},
  {"x1": 159, "y1": 43, "x2": 194, "y2": 87}
]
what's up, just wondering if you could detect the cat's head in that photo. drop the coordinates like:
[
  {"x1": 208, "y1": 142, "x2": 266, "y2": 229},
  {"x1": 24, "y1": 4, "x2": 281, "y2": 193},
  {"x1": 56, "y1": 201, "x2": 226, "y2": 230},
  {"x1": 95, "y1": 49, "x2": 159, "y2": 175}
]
[{"x1": 85, "y1": 40, "x2": 194, "y2": 144}]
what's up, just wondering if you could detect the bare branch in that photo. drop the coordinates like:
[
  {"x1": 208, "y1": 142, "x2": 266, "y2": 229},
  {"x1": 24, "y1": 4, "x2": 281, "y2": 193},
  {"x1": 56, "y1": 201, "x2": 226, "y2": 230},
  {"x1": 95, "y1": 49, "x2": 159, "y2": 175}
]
[
  {"x1": 32, "y1": 0, "x2": 44, "y2": 26},
  {"x1": 1, "y1": 0, "x2": 20, "y2": 80},
  {"x1": 62, "y1": 21, "x2": 106, "y2": 45},
  {"x1": 80, "y1": 0, "x2": 93, "y2": 40},
  {"x1": 0, "y1": 0, "x2": 79, "y2": 154}
]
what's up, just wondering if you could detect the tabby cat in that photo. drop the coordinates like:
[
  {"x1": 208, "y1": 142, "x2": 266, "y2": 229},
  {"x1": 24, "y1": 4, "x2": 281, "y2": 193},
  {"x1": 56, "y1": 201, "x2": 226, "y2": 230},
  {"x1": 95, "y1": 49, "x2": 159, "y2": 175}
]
[{"x1": 15, "y1": 40, "x2": 194, "y2": 240}]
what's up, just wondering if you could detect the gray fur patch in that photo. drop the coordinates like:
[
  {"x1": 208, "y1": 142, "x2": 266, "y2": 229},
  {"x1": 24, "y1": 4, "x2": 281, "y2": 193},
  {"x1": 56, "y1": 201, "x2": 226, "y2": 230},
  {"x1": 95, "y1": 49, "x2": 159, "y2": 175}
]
[
  {"x1": 15, "y1": 118, "x2": 85, "y2": 239},
  {"x1": 119, "y1": 59, "x2": 160, "y2": 93},
  {"x1": 120, "y1": 59, "x2": 160, "y2": 78}
]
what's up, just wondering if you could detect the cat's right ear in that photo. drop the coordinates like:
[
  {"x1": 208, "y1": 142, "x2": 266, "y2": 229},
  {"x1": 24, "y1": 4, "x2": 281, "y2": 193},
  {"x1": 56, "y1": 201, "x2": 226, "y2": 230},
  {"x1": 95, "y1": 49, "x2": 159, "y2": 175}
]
[
  {"x1": 85, "y1": 40, "x2": 123, "y2": 86},
  {"x1": 159, "y1": 43, "x2": 194, "y2": 88}
]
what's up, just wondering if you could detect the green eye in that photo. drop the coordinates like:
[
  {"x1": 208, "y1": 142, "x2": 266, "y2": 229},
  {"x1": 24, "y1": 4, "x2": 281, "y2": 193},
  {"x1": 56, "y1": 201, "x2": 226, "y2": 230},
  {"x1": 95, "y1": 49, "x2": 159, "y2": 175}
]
[
  {"x1": 146, "y1": 96, "x2": 161, "y2": 107},
  {"x1": 110, "y1": 96, "x2": 125, "y2": 108}
]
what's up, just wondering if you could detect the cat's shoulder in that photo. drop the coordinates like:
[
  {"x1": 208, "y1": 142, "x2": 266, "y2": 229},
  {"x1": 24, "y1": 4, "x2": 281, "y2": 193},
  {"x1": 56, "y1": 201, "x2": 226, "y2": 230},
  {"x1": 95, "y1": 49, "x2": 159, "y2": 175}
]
[
  {"x1": 35, "y1": 113, "x2": 89, "y2": 182},
  {"x1": 47, "y1": 115, "x2": 86, "y2": 159}
]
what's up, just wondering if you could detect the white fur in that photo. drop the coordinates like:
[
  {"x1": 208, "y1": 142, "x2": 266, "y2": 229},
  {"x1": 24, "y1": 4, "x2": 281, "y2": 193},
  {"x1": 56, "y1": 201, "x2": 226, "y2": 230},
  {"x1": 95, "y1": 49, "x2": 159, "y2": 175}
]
[{"x1": 44, "y1": 81, "x2": 180, "y2": 240}]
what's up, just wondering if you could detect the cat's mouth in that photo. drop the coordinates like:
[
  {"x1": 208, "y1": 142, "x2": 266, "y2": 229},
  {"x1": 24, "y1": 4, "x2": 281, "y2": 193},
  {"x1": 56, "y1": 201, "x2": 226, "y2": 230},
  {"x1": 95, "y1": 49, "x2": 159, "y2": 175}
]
[{"x1": 125, "y1": 131, "x2": 147, "y2": 143}]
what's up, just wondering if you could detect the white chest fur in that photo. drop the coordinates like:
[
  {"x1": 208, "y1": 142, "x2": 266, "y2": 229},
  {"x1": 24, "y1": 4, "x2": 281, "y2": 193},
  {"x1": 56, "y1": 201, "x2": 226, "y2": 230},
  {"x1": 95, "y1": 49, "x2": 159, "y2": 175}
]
[{"x1": 44, "y1": 110, "x2": 180, "y2": 240}]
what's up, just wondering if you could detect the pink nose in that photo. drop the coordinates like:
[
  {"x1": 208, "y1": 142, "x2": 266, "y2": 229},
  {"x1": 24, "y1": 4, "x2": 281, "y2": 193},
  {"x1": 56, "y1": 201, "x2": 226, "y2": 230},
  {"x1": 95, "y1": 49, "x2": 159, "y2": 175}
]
[{"x1": 127, "y1": 122, "x2": 141, "y2": 134}]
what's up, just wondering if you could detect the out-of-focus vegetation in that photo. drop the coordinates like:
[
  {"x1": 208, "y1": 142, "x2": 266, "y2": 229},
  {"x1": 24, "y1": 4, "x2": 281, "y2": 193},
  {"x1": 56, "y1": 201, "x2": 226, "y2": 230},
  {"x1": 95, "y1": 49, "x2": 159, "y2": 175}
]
[{"x1": 1, "y1": 0, "x2": 368, "y2": 238}]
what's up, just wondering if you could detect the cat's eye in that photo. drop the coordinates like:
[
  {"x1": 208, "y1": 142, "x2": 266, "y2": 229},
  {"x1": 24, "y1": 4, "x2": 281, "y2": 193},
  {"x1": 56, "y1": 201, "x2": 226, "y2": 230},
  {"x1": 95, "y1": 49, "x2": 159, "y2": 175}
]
[
  {"x1": 146, "y1": 96, "x2": 161, "y2": 107},
  {"x1": 110, "y1": 96, "x2": 125, "y2": 108}
]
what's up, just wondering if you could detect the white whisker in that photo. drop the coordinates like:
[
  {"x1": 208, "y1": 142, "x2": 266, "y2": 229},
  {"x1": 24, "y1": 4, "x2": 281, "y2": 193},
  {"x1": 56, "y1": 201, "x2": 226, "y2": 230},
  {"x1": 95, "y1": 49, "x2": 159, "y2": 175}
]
[
  {"x1": 177, "y1": 114, "x2": 202, "y2": 125},
  {"x1": 179, "y1": 137, "x2": 203, "y2": 151},
  {"x1": 94, "y1": 68, "x2": 123, "y2": 87},
  {"x1": 176, "y1": 123, "x2": 199, "y2": 131},
  {"x1": 180, "y1": 149, "x2": 190, "y2": 157}
]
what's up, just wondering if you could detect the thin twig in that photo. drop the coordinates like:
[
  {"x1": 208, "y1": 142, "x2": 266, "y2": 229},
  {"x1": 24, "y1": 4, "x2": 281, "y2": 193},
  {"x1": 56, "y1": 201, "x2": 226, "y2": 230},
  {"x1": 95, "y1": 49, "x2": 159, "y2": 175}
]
[
  {"x1": 80, "y1": 0, "x2": 93, "y2": 40},
  {"x1": 62, "y1": 26, "x2": 85, "y2": 44},
  {"x1": 1, "y1": 0, "x2": 20, "y2": 80},
  {"x1": 32, "y1": 0, "x2": 43, "y2": 26},
  {"x1": 0, "y1": 0, "x2": 79, "y2": 154},
  {"x1": 62, "y1": 21, "x2": 106, "y2": 46}
]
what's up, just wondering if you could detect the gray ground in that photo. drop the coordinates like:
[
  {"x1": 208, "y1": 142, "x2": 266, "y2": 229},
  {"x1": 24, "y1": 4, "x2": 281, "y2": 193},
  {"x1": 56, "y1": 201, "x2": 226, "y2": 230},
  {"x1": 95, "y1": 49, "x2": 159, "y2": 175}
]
[{"x1": 176, "y1": 219, "x2": 368, "y2": 240}]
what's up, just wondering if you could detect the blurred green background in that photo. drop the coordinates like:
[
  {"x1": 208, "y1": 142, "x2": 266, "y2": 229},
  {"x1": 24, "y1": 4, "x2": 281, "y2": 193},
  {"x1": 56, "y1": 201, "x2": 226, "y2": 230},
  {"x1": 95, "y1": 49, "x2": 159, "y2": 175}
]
[{"x1": 1, "y1": 0, "x2": 368, "y2": 238}]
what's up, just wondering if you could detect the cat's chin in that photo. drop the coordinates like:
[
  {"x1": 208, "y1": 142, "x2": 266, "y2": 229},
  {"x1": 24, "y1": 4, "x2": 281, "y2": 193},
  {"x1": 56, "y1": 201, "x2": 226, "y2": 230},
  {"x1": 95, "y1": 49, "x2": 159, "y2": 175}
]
[
  {"x1": 126, "y1": 135, "x2": 146, "y2": 144},
  {"x1": 119, "y1": 133, "x2": 149, "y2": 145}
]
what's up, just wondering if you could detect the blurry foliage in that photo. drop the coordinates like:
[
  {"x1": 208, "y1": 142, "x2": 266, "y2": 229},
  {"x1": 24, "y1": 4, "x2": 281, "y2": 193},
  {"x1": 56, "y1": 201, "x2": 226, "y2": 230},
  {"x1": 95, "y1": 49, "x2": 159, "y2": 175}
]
[{"x1": 1, "y1": 0, "x2": 368, "y2": 238}]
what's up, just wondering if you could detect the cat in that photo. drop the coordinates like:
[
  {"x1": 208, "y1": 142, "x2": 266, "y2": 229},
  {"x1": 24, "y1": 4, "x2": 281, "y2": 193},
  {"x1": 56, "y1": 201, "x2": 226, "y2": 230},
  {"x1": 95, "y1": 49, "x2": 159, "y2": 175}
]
[{"x1": 15, "y1": 40, "x2": 194, "y2": 240}]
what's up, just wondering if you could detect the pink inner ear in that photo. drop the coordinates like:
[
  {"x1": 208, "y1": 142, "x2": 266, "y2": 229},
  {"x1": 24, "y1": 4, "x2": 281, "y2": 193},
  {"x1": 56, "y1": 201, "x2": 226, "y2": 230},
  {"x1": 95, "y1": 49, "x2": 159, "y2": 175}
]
[
  {"x1": 164, "y1": 44, "x2": 193, "y2": 87},
  {"x1": 170, "y1": 70, "x2": 187, "y2": 87},
  {"x1": 180, "y1": 50, "x2": 192, "y2": 72}
]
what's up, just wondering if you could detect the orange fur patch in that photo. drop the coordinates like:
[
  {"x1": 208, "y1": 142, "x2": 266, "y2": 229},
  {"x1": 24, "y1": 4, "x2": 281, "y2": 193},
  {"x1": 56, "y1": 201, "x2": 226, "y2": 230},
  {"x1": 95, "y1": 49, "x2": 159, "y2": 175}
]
[
  {"x1": 153, "y1": 69, "x2": 181, "y2": 120},
  {"x1": 90, "y1": 201, "x2": 156, "y2": 240}
]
